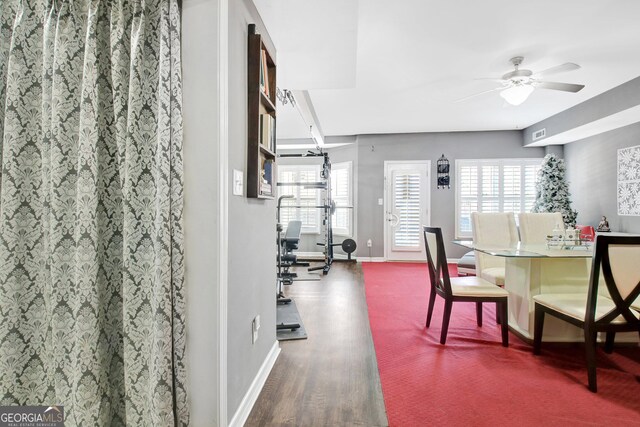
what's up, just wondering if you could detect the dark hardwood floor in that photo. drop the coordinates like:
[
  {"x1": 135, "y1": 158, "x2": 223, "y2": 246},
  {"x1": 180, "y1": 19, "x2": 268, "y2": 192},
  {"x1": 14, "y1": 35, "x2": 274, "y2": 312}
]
[{"x1": 245, "y1": 262, "x2": 388, "y2": 426}]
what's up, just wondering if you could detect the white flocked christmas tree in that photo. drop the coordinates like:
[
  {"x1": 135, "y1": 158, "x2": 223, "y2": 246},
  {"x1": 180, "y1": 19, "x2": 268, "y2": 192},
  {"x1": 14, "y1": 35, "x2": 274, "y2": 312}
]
[{"x1": 532, "y1": 153, "x2": 578, "y2": 227}]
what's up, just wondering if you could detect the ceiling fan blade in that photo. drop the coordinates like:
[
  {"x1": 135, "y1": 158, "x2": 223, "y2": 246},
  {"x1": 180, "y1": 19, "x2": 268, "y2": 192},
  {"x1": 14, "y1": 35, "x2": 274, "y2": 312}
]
[
  {"x1": 536, "y1": 63, "x2": 580, "y2": 77},
  {"x1": 536, "y1": 81, "x2": 585, "y2": 93},
  {"x1": 455, "y1": 87, "x2": 505, "y2": 103},
  {"x1": 473, "y1": 78, "x2": 505, "y2": 83}
]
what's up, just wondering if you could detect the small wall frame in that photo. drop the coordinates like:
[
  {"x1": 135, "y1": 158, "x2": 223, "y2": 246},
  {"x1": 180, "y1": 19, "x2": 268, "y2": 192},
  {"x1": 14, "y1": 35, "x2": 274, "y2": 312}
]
[{"x1": 437, "y1": 154, "x2": 450, "y2": 189}]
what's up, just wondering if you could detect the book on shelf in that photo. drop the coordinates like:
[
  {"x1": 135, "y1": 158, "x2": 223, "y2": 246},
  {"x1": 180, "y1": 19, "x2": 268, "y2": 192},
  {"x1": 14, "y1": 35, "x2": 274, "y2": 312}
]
[
  {"x1": 260, "y1": 182, "x2": 272, "y2": 195},
  {"x1": 263, "y1": 158, "x2": 273, "y2": 183},
  {"x1": 259, "y1": 114, "x2": 267, "y2": 148},
  {"x1": 269, "y1": 115, "x2": 276, "y2": 152},
  {"x1": 259, "y1": 49, "x2": 265, "y2": 93},
  {"x1": 259, "y1": 113, "x2": 275, "y2": 151},
  {"x1": 260, "y1": 49, "x2": 270, "y2": 98},
  {"x1": 260, "y1": 156, "x2": 272, "y2": 196}
]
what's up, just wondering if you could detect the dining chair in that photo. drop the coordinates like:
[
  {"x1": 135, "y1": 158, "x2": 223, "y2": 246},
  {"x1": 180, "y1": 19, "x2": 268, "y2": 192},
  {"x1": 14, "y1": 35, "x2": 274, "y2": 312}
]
[
  {"x1": 423, "y1": 226, "x2": 509, "y2": 346},
  {"x1": 518, "y1": 212, "x2": 565, "y2": 244},
  {"x1": 471, "y1": 212, "x2": 519, "y2": 287},
  {"x1": 532, "y1": 235, "x2": 640, "y2": 392}
]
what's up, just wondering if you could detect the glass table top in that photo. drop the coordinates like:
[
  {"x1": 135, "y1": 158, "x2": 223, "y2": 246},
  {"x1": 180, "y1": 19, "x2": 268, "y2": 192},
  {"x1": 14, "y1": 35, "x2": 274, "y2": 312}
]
[{"x1": 452, "y1": 240, "x2": 593, "y2": 258}]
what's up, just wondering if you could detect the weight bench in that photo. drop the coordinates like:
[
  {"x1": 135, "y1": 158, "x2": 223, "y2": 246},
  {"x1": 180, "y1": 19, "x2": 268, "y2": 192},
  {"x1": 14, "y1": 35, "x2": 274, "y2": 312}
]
[{"x1": 279, "y1": 221, "x2": 307, "y2": 285}]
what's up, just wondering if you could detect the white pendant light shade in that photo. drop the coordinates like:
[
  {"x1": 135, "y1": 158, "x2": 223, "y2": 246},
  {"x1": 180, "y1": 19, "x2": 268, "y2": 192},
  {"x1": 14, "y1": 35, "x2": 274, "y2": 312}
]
[{"x1": 500, "y1": 85, "x2": 534, "y2": 106}]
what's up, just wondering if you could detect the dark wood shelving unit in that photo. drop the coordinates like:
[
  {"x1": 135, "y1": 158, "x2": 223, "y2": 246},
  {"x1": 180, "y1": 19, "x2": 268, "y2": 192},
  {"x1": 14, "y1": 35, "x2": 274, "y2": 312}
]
[{"x1": 247, "y1": 23, "x2": 277, "y2": 199}]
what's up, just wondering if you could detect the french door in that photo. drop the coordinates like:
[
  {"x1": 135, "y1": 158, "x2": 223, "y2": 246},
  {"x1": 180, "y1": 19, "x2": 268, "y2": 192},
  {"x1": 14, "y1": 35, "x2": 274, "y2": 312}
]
[{"x1": 384, "y1": 161, "x2": 431, "y2": 261}]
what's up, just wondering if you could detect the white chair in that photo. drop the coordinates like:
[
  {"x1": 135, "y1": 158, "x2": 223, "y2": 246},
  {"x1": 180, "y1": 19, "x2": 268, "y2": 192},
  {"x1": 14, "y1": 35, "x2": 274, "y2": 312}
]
[
  {"x1": 518, "y1": 212, "x2": 565, "y2": 244},
  {"x1": 533, "y1": 235, "x2": 640, "y2": 392},
  {"x1": 471, "y1": 212, "x2": 519, "y2": 287}
]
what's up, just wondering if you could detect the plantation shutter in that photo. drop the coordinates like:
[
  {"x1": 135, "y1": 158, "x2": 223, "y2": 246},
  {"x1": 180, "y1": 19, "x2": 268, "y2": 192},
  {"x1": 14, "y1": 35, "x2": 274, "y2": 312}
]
[
  {"x1": 278, "y1": 170, "x2": 296, "y2": 225},
  {"x1": 456, "y1": 159, "x2": 543, "y2": 237},
  {"x1": 502, "y1": 165, "x2": 522, "y2": 212},
  {"x1": 524, "y1": 164, "x2": 540, "y2": 211},
  {"x1": 277, "y1": 165, "x2": 321, "y2": 232},
  {"x1": 331, "y1": 162, "x2": 352, "y2": 235},
  {"x1": 393, "y1": 171, "x2": 422, "y2": 248},
  {"x1": 458, "y1": 165, "x2": 478, "y2": 235},
  {"x1": 481, "y1": 164, "x2": 500, "y2": 212},
  {"x1": 298, "y1": 169, "x2": 319, "y2": 229}
]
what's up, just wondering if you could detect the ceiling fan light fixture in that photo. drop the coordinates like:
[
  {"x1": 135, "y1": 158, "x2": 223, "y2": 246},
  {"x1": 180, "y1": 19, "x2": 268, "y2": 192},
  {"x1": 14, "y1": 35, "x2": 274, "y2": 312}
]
[{"x1": 500, "y1": 84, "x2": 534, "y2": 106}]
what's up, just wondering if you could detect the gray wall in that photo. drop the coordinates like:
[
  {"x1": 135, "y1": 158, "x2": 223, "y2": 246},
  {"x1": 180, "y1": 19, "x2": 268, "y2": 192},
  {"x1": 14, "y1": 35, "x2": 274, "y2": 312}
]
[
  {"x1": 523, "y1": 76, "x2": 640, "y2": 145},
  {"x1": 356, "y1": 131, "x2": 546, "y2": 259},
  {"x1": 227, "y1": 0, "x2": 278, "y2": 419},
  {"x1": 565, "y1": 122, "x2": 640, "y2": 234},
  {"x1": 545, "y1": 145, "x2": 564, "y2": 158}
]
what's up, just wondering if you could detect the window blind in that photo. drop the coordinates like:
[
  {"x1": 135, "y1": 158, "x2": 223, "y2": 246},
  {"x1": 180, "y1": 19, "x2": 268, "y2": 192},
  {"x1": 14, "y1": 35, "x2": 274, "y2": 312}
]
[
  {"x1": 393, "y1": 172, "x2": 422, "y2": 248},
  {"x1": 331, "y1": 162, "x2": 352, "y2": 236},
  {"x1": 455, "y1": 158, "x2": 542, "y2": 238},
  {"x1": 278, "y1": 165, "x2": 321, "y2": 233}
]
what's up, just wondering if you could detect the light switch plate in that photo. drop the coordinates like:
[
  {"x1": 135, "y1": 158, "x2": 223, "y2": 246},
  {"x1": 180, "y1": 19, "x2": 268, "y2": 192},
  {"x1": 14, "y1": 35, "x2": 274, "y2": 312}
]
[
  {"x1": 378, "y1": 198, "x2": 383, "y2": 206},
  {"x1": 233, "y1": 169, "x2": 243, "y2": 196}
]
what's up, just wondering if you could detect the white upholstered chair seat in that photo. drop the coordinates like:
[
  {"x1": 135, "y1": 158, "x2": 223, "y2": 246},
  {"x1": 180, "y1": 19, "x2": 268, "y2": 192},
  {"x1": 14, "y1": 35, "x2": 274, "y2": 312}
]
[
  {"x1": 533, "y1": 293, "x2": 639, "y2": 324},
  {"x1": 480, "y1": 267, "x2": 505, "y2": 287},
  {"x1": 448, "y1": 276, "x2": 509, "y2": 298}
]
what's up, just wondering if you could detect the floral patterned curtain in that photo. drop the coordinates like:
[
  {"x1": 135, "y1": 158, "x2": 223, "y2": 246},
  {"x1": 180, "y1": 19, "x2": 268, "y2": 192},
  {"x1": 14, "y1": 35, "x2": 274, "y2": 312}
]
[{"x1": 0, "y1": 1, "x2": 188, "y2": 425}]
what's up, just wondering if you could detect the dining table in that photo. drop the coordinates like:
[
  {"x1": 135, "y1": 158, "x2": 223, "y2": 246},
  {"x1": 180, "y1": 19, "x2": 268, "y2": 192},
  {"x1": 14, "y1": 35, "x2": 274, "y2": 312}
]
[{"x1": 453, "y1": 239, "x2": 638, "y2": 343}]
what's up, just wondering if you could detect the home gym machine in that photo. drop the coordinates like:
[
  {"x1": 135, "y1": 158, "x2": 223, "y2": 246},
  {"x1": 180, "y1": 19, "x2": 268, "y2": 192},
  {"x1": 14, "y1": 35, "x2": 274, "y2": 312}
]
[
  {"x1": 277, "y1": 149, "x2": 357, "y2": 275},
  {"x1": 276, "y1": 195, "x2": 301, "y2": 332},
  {"x1": 276, "y1": 196, "x2": 309, "y2": 287}
]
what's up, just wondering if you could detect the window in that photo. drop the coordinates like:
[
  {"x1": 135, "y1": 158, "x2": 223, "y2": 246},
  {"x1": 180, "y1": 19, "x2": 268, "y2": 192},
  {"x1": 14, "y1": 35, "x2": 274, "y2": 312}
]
[
  {"x1": 278, "y1": 165, "x2": 321, "y2": 233},
  {"x1": 331, "y1": 161, "x2": 353, "y2": 236},
  {"x1": 455, "y1": 158, "x2": 542, "y2": 238}
]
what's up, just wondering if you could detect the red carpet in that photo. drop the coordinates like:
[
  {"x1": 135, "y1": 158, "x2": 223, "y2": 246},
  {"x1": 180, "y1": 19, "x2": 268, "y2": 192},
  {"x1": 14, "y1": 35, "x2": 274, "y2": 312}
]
[{"x1": 363, "y1": 262, "x2": 640, "y2": 426}]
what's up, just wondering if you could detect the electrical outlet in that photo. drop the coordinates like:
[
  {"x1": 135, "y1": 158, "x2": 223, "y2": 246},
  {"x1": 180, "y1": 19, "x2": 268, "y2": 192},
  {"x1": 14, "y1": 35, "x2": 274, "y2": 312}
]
[
  {"x1": 251, "y1": 315, "x2": 261, "y2": 344},
  {"x1": 367, "y1": 239, "x2": 372, "y2": 248}
]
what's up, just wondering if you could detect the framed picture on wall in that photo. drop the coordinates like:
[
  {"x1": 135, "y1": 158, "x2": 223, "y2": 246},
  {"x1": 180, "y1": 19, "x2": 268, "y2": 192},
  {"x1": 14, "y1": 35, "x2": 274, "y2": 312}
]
[{"x1": 617, "y1": 144, "x2": 640, "y2": 216}]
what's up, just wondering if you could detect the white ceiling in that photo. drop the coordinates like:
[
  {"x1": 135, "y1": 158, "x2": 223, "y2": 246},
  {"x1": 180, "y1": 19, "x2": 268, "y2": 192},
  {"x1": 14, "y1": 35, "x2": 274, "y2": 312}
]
[{"x1": 255, "y1": 0, "x2": 640, "y2": 138}]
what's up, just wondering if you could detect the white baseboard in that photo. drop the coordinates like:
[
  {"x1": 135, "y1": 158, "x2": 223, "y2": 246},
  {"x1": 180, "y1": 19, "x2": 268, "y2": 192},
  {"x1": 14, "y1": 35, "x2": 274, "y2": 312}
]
[
  {"x1": 358, "y1": 257, "x2": 387, "y2": 262},
  {"x1": 228, "y1": 341, "x2": 280, "y2": 427}
]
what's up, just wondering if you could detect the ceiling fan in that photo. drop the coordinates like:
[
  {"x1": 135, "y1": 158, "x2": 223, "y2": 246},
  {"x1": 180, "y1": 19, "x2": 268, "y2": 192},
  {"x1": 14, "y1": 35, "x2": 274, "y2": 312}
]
[{"x1": 460, "y1": 56, "x2": 585, "y2": 105}]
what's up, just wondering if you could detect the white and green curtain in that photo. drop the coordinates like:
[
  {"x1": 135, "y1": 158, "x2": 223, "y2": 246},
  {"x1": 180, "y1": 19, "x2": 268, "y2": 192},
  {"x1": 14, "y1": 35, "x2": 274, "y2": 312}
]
[{"x1": 0, "y1": 1, "x2": 188, "y2": 425}]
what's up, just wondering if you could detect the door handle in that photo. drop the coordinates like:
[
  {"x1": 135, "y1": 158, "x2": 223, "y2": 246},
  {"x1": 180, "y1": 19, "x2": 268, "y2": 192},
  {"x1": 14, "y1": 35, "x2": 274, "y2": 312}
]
[{"x1": 389, "y1": 213, "x2": 400, "y2": 227}]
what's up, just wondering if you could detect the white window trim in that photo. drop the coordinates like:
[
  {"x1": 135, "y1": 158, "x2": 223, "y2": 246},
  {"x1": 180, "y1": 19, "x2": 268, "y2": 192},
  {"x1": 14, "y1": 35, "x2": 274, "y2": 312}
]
[
  {"x1": 331, "y1": 161, "x2": 353, "y2": 237},
  {"x1": 455, "y1": 158, "x2": 542, "y2": 239},
  {"x1": 278, "y1": 164, "x2": 322, "y2": 234}
]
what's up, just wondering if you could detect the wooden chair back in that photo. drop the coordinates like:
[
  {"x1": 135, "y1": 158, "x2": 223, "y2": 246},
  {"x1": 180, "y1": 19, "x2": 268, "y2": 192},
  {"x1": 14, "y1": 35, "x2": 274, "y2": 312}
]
[
  {"x1": 423, "y1": 227, "x2": 452, "y2": 297},
  {"x1": 587, "y1": 235, "x2": 640, "y2": 326}
]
